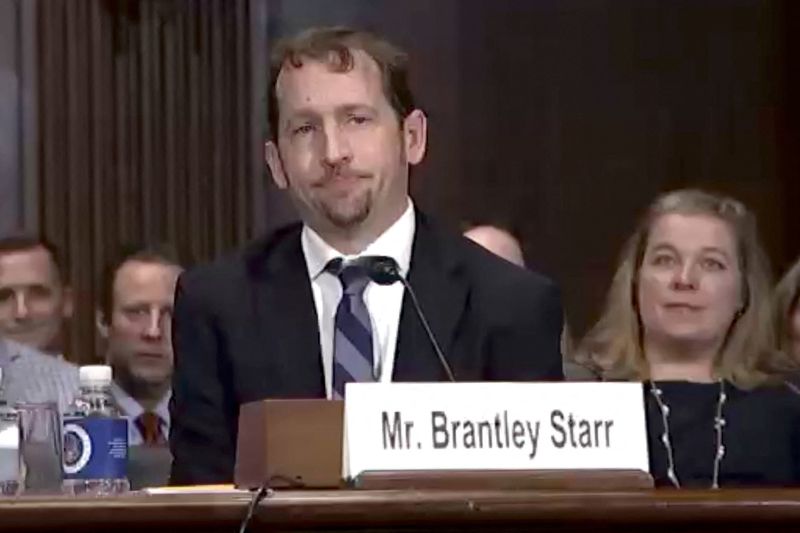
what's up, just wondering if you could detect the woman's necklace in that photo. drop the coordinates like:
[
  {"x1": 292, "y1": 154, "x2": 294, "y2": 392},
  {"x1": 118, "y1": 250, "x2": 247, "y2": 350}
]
[{"x1": 648, "y1": 380, "x2": 727, "y2": 489}]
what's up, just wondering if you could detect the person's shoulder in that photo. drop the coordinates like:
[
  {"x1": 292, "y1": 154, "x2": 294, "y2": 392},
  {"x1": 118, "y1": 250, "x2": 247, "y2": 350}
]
[
  {"x1": 738, "y1": 378, "x2": 800, "y2": 414},
  {"x1": 466, "y1": 237, "x2": 556, "y2": 291},
  {"x1": 777, "y1": 377, "x2": 800, "y2": 403},
  {"x1": 418, "y1": 214, "x2": 561, "y2": 322},
  {"x1": 5, "y1": 339, "x2": 79, "y2": 380},
  {"x1": 179, "y1": 222, "x2": 304, "y2": 296},
  {"x1": 430, "y1": 217, "x2": 558, "y2": 295},
  {"x1": 179, "y1": 247, "x2": 247, "y2": 293}
]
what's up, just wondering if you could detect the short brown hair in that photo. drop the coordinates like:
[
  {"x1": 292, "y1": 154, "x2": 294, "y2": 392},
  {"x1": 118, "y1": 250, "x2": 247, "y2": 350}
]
[
  {"x1": 267, "y1": 26, "x2": 415, "y2": 139},
  {"x1": 0, "y1": 234, "x2": 67, "y2": 282},
  {"x1": 98, "y1": 243, "x2": 187, "y2": 321}
]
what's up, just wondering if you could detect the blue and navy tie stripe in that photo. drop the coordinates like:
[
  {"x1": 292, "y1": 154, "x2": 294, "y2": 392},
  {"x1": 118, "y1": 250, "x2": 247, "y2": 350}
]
[{"x1": 326, "y1": 260, "x2": 375, "y2": 399}]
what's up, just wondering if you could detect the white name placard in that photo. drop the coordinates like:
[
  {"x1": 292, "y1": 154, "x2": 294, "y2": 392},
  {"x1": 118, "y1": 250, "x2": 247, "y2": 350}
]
[{"x1": 343, "y1": 382, "x2": 648, "y2": 479}]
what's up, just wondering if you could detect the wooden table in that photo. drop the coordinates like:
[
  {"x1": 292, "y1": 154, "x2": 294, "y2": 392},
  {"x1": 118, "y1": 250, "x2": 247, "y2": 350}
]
[{"x1": 3, "y1": 488, "x2": 800, "y2": 532}]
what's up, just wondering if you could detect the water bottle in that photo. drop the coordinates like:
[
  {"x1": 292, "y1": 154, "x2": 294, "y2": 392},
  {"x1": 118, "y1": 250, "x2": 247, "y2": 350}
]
[
  {"x1": 62, "y1": 365, "x2": 129, "y2": 495},
  {"x1": 0, "y1": 368, "x2": 21, "y2": 496}
]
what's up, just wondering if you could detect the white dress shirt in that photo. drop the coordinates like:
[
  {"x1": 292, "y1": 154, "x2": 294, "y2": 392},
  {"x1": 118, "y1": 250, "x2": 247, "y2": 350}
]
[
  {"x1": 301, "y1": 200, "x2": 415, "y2": 399},
  {"x1": 110, "y1": 382, "x2": 171, "y2": 446}
]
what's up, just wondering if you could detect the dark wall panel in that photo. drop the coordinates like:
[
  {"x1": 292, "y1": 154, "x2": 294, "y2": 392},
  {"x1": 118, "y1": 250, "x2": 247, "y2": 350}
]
[
  {"x1": 0, "y1": 0, "x2": 21, "y2": 235},
  {"x1": 37, "y1": 0, "x2": 257, "y2": 362}
]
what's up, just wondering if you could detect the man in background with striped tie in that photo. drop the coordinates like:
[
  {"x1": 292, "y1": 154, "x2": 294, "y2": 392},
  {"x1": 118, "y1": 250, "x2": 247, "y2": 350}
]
[{"x1": 170, "y1": 26, "x2": 564, "y2": 485}]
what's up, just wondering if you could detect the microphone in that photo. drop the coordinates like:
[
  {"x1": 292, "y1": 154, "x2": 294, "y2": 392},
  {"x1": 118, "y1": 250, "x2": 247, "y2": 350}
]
[{"x1": 351, "y1": 256, "x2": 456, "y2": 382}]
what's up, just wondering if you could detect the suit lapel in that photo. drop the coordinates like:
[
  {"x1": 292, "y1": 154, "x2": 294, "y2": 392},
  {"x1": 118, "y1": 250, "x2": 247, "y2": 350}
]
[
  {"x1": 394, "y1": 213, "x2": 468, "y2": 381},
  {"x1": 248, "y1": 226, "x2": 325, "y2": 398}
]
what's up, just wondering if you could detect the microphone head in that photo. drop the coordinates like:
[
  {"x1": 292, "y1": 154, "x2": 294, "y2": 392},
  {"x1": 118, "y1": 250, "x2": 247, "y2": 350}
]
[{"x1": 355, "y1": 256, "x2": 401, "y2": 285}]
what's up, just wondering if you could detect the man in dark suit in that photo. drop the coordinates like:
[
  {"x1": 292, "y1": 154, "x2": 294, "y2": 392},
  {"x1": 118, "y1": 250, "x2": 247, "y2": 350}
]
[{"x1": 170, "y1": 27, "x2": 564, "y2": 485}]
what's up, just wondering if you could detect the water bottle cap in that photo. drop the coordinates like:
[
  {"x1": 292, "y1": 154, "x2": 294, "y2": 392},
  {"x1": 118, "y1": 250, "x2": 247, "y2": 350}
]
[{"x1": 79, "y1": 365, "x2": 112, "y2": 386}]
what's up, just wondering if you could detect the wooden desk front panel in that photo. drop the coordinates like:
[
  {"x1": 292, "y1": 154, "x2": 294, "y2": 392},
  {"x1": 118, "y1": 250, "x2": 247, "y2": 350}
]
[{"x1": 1, "y1": 489, "x2": 800, "y2": 532}]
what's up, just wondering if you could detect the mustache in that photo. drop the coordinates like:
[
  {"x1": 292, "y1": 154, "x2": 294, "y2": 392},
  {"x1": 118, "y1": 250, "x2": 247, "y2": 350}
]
[{"x1": 315, "y1": 165, "x2": 370, "y2": 184}]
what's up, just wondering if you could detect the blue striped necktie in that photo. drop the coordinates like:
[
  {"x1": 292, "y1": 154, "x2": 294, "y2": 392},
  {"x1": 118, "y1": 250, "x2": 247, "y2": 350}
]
[{"x1": 326, "y1": 259, "x2": 375, "y2": 399}]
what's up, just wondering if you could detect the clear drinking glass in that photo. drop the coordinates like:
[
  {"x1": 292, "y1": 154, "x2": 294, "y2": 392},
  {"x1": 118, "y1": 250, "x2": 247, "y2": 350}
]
[
  {"x1": 0, "y1": 403, "x2": 21, "y2": 496},
  {"x1": 17, "y1": 402, "x2": 63, "y2": 494}
]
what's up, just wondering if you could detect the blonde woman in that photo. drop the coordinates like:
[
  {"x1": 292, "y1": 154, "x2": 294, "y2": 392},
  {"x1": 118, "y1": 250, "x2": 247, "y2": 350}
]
[
  {"x1": 775, "y1": 258, "x2": 800, "y2": 363},
  {"x1": 580, "y1": 189, "x2": 800, "y2": 488}
]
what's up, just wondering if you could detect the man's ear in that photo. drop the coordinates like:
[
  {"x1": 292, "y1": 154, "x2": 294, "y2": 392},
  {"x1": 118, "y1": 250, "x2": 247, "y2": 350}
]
[
  {"x1": 95, "y1": 309, "x2": 109, "y2": 339},
  {"x1": 62, "y1": 287, "x2": 74, "y2": 319},
  {"x1": 403, "y1": 109, "x2": 428, "y2": 165},
  {"x1": 265, "y1": 141, "x2": 289, "y2": 189}
]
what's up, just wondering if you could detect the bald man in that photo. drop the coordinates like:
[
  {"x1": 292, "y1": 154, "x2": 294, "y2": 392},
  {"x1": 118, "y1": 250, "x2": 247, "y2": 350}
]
[{"x1": 463, "y1": 225, "x2": 525, "y2": 267}]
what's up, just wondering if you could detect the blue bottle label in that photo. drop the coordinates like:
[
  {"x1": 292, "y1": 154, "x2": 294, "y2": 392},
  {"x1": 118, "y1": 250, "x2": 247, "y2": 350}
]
[{"x1": 63, "y1": 417, "x2": 128, "y2": 479}]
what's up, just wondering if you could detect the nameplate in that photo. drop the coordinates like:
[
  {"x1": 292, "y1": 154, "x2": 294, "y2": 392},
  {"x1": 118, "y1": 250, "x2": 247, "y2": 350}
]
[{"x1": 343, "y1": 382, "x2": 648, "y2": 479}]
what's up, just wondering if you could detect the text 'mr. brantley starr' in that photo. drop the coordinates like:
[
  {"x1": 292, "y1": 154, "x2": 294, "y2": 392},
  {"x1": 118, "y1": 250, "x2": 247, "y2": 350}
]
[{"x1": 381, "y1": 410, "x2": 614, "y2": 459}]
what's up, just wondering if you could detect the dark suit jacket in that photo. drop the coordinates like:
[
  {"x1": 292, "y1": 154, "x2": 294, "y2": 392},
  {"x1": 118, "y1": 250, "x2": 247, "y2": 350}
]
[{"x1": 169, "y1": 212, "x2": 564, "y2": 484}]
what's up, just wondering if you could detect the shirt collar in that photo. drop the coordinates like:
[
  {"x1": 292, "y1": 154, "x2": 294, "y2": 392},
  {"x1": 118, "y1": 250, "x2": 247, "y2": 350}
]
[
  {"x1": 0, "y1": 338, "x2": 25, "y2": 367},
  {"x1": 110, "y1": 381, "x2": 171, "y2": 424},
  {"x1": 301, "y1": 199, "x2": 416, "y2": 281},
  {"x1": 0, "y1": 339, "x2": 9, "y2": 368}
]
